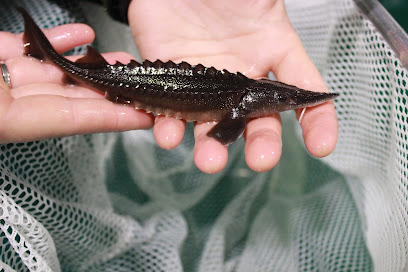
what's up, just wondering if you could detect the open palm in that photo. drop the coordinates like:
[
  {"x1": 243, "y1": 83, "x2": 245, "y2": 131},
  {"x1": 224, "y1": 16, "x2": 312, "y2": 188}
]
[
  {"x1": 0, "y1": 25, "x2": 153, "y2": 144},
  {"x1": 128, "y1": 0, "x2": 338, "y2": 173}
]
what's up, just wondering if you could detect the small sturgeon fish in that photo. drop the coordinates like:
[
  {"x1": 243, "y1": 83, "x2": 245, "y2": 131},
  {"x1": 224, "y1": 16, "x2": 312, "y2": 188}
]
[{"x1": 19, "y1": 7, "x2": 338, "y2": 145}]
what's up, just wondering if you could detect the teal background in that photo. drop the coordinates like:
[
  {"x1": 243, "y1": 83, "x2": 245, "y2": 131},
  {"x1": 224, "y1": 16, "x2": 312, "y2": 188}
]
[{"x1": 379, "y1": 0, "x2": 408, "y2": 31}]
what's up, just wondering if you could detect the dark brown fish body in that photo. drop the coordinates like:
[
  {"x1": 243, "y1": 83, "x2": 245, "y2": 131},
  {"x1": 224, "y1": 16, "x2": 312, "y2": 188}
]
[{"x1": 19, "y1": 7, "x2": 338, "y2": 145}]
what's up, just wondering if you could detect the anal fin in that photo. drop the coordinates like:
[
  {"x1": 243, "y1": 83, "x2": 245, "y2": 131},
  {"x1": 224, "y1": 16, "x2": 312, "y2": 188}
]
[{"x1": 207, "y1": 108, "x2": 246, "y2": 145}]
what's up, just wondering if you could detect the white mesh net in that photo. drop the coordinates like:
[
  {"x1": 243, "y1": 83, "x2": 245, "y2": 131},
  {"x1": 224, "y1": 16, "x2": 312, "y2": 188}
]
[{"x1": 1, "y1": 0, "x2": 407, "y2": 271}]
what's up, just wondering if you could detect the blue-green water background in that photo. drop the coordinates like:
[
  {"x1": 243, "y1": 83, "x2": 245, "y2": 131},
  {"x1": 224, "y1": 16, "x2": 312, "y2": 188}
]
[{"x1": 380, "y1": 0, "x2": 408, "y2": 31}]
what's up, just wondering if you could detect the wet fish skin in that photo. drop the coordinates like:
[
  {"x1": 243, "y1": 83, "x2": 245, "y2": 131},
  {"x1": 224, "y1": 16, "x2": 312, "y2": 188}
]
[{"x1": 18, "y1": 7, "x2": 338, "y2": 145}]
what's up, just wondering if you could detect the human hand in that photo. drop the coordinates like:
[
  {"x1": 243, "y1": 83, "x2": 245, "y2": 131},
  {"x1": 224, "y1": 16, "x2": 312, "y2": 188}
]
[
  {"x1": 0, "y1": 24, "x2": 154, "y2": 144},
  {"x1": 128, "y1": 0, "x2": 338, "y2": 173}
]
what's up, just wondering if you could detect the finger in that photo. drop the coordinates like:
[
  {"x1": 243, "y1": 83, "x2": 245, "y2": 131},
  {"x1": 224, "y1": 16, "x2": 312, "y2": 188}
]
[
  {"x1": 0, "y1": 74, "x2": 10, "y2": 93},
  {"x1": 0, "y1": 24, "x2": 95, "y2": 60},
  {"x1": 244, "y1": 114, "x2": 282, "y2": 172},
  {"x1": 0, "y1": 95, "x2": 154, "y2": 143},
  {"x1": 193, "y1": 122, "x2": 228, "y2": 174},
  {"x1": 6, "y1": 51, "x2": 135, "y2": 88},
  {"x1": 10, "y1": 83, "x2": 104, "y2": 99},
  {"x1": 0, "y1": 74, "x2": 12, "y2": 120},
  {"x1": 153, "y1": 116, "x2": 185, "y2": 149},
  {"x1": 296, "y1": 101, "x2": 338, "y2": 157},
  {"x1": 271, "y1": 29, "x2": 338, "y2": 157}
]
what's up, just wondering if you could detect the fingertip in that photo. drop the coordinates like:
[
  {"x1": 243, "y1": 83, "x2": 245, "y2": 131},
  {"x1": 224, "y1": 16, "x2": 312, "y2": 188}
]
[
  {"x1": 194, "y1": 122, "x2": 228, "y2": 174},
  {"x1": 114, "y1": 107, "x2": 155, "y2": 131},
  {"x1": 303, "y1": 122, "x2": 338, "y2": 158},
  {"x1": 194, "y1": 138, "x2": 228, "y2": 174},
  {"x1": 301, "y1": 103, "x2": 338, "y2": 157},
  {"x1": 153, "y1": 116, "x2": 185, "y2": 149},
  {"x1": 54, "y1": 23, "x2": 95, "y2": 40},
  {"x1": 245, "y1": 130, "x2": 282, "y2": 172},
  {"x1": 305, "y1": 133, "x2": 337, "y2": 157},
  {"x1": 44, "y1": 23, "x2": 95, "y2": 54},
  {"x1": 243, "y1": 116, "x2": 282, "y2": 172}
]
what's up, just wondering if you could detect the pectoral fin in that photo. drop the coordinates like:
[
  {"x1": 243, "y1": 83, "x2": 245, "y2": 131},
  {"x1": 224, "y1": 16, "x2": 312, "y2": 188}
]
[{"x1": 207, "y1": 108, "x2": 246, "y2": 145}]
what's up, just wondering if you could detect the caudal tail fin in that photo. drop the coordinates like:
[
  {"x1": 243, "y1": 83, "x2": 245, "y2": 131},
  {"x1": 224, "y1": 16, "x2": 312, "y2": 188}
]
[{"x1": 17, "y1": 7, "x2": 58, "y2": 61}]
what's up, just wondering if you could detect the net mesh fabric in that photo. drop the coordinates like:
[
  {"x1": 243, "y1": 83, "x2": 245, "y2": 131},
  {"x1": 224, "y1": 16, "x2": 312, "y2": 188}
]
[{"x1": 0, "y1": 0, "x2": 406, "y2": 271}]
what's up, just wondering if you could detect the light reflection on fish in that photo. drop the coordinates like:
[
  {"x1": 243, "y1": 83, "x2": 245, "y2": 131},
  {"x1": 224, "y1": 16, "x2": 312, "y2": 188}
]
[{"x1": 18, "y1": 7, "x2": 338, "y2": 145}]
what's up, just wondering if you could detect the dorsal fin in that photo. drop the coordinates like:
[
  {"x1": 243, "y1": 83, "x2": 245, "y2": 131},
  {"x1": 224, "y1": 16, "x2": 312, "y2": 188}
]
[{"x1": 75, "y1": 46, "x2": 108, "y2": 65}]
